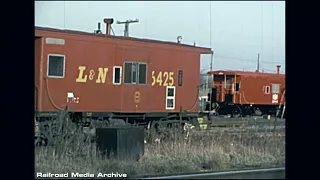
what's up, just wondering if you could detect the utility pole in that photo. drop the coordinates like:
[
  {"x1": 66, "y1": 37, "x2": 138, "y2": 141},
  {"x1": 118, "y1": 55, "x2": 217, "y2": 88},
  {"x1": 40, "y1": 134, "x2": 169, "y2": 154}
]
[
  {"x1": 116, "y1": 19, "x2": 139, "y2": 37},
  {"x1": 209, "y1": 1, "x2": 213, "y2": 113},
  {"x1": 256, "y1": 53, "x2": 260, "y2": 72}
]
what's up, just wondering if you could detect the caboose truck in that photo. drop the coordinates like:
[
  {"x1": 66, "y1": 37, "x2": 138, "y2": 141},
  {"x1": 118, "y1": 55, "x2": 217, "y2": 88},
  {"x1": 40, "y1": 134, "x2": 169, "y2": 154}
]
[
  {"x1": 34, "y1": 18, "x2": 213, "y2": 130},
  {"x1": 204, "y1": 67, "x2": 285, "y2": 118}
]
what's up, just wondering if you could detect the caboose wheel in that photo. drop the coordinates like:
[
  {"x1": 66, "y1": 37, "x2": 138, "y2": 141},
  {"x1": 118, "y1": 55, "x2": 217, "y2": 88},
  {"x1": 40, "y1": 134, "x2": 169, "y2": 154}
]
[
  {"x1": 107, "y1": 119, "x2": 128, "y2": 126},
  {"x1": 232, "y1": 113, "x2": 240, "y2": 118},
  {"x1": 254, "y1": 109, "x2": 262, "y2": 116},
  {"x1": 231, "y1": 105, "x2": 242, "y2": 118},
  {"x1": 151, "y1": 120, "x2": 167, "y2": 134},
  {"x1": 189, "y1": 118, "x2": 200, "y2": 130},
  {"x1": 231, "y1": 109, "x2": 241, "y2": 118},
  {"x1": 209, "y1": 110, "x2": 219, "y2": 120}
]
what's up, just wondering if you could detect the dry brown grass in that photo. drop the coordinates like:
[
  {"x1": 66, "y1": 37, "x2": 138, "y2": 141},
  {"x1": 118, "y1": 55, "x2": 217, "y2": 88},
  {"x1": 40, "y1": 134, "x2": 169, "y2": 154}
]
[{"x1": 35, "y1": 117, "x2": 285, "y2": 177}]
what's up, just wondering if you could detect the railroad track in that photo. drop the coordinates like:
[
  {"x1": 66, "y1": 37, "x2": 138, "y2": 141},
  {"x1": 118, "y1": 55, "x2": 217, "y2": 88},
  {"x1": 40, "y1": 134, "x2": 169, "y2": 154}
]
[
  {"x1": 143, "y1": 167, "x2": 285, "y2": 179},
  {"x1": 199, "y1": 118, "x2": 285, "y2": 128}
]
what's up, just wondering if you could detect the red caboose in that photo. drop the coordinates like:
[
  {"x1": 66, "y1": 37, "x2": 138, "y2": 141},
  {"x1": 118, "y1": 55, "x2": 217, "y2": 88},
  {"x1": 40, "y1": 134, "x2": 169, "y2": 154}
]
[
  {"x1": 206, "y1": 67, "x2": 285, "y2": 117},
  {"x1": 34, "y1": 20, "x2": 212, "y2": 125}
]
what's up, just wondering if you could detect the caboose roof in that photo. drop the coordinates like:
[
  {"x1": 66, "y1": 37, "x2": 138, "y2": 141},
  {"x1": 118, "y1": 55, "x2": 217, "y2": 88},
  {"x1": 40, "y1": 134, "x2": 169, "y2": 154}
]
[
  {"x1": 207, "y1": 70, "x2": 285, "y2": 77},
  {"x1": 35, "y1": 26, "x2": 213, "y2": 54}
]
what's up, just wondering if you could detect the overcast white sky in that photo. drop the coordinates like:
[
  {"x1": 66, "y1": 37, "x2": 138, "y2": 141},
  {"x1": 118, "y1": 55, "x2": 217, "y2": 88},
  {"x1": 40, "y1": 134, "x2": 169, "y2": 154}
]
[{"x1": 35, "y1": 1, "x2": 285, "y2": 73}]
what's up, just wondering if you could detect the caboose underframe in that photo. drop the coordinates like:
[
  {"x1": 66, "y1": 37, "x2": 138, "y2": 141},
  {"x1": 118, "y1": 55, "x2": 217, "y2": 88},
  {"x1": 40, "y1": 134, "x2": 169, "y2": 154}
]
[{"x1": 35, "y1": 111, "x2": 199, "y2": 123}]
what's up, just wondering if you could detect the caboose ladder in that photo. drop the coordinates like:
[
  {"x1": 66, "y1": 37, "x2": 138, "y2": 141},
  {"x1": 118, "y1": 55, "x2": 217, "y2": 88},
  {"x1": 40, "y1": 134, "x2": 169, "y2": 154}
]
[
  {"x1": 280, "y1": 90, "x2": 286, "y2": 120},
  {"x1": 276, "y1": 89, "x2": 286, "y2": 118},
  {"x1": 273, "y1": 90, "x2": 286, "y2": 133}
]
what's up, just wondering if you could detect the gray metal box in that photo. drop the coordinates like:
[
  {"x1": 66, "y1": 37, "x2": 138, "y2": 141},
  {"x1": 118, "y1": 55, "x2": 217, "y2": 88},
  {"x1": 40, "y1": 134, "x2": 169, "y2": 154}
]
[{"x1": 96, "y1": 126, "x2": 144, "y2": 161}]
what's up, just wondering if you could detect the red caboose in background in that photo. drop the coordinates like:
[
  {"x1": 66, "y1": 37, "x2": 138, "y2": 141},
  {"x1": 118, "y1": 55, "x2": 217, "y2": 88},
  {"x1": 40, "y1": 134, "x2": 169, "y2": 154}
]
[
  {"x1": 206, "y1": 67, "x2": 285, "y2": 117},
  {"x1": 34, "y1": 19, "x2": 212, "y2": 125}
]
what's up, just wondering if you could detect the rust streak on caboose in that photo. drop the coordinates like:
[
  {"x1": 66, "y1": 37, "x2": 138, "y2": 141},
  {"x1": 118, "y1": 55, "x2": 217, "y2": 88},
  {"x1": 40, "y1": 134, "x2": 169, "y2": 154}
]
[{"x1": 35, "y1": 21, "x2": 212, "y2": 125}]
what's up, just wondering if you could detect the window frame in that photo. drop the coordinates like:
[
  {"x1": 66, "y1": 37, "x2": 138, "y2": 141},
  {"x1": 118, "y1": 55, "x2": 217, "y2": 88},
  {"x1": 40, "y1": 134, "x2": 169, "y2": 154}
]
[
  {"x1": 131, "y1": 63, "x2": 138, "y2": 84},
  {"x1": 166, "y1": 86, "x2": 176, "y2": 110},
  {"x1": 233, "y1": 82, "x2": 240, "y2": 92},
  {"x1": 47, "y1": 54, "x2": 66, "y2": 78},
  {"x1": 123, "y1": 61, "x2": 148, "y2": 85},
  {"x1": 138, "y1": 63, "x2": 147, "y2": 85},
  {"x1": 264, "y1": 86, "x2": 270, "y2": 94},
  {"x1": 123, "y1": 62, "x2": 134, "y2": 84},
  {"x1": 113, "y1": 66, "x2": 122, "y2": 85},
  {"x1": 271, "y1": 84, "x2": 280, "y2": 94},
  {"x1": 178, "y1": 70, "x2": 183, "y2": 86},
  {"x1": 225, "y1": 76, "x2": 232, "y2": 89}
]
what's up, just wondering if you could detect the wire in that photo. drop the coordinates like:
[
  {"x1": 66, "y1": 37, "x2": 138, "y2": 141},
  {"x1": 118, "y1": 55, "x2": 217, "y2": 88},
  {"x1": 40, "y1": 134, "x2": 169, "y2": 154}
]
[
  {"x1": 214, "y1": 55, "x2": 284, "y2": 64},
  {"x1": 209, "y1": 1, "x2": 213, "y2": 72},
  {"x1": 209, "y1": 2, "x2": 212, "y2": 48},
  {"x1": 64, "y1": 1, "x2": 66, "y2": 29},
  {"x1": 145, "y1": 2, "x2": 147, "y2": 35},
  {"x1": 186, "y1": 85, "x2": 200, "y2": 112},
  {"x1": 272, "y1": 3, "x2": 275, "y2": 65},
  {"x1": 111, "y1": 27, "x2": 115, "y2": 36},
  {"x1": 45, "y1": 78, "x2": 68, "y2": 111},
  {"x1": 261, "y1": 3, "x2": 264, "y2": 68},
  {"x1": 262, "y1": 68, "x2": 285, "y2": 73}
]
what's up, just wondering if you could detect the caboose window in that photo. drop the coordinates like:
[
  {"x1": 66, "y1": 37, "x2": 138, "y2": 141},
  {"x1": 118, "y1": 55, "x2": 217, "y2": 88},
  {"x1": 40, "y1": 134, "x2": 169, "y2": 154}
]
[
  {"x1": 124, "y1": 62, "x2": 132, "y2": 83},
  {"x1": 264, "y1": 86, "x2": 270, "y2": 94},
  {"x1": 124, "y1": 62, "x2": 147, "y2": 85},
  {"x1": 272, "y1": 84, "x2": 280, "y2": 94},
  {"x1": 113, "y1": 66, "x2": 122, "y2": 85},
  {"x1": 124, "y1": 62, "x2": 137, "y2": 84},
  {"x1": 234, "y1": 82, "x2": 240, "y2": 92},
  {"x1": 132, "y1": 63, "x2": 137, "y2": 83},
  {"x1": 226, "y1": 77, "x2": 232, "y2": 89},
  {"x1": 178, "y1": 70, "x2": 183, "y2": 86},
  {"x1": 166, "y1": 86, "x2": 175, "y2": 110},
  {"x1": 47, "y1": 54, "x2": 65, "y2": 78},
  {"x1": 138, "y1": 64, "x2": 147, "y2": 84}
]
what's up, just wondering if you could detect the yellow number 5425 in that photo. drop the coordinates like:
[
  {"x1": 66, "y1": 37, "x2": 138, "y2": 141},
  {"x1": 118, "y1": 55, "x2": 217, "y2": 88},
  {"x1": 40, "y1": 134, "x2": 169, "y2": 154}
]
[{"x1": 152, "y1": 71, "x2": 174, "y2": 86}]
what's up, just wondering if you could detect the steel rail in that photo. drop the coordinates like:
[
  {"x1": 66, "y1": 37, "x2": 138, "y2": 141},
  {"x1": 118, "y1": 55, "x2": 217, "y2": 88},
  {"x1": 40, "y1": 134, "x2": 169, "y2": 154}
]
[{"x1": 142, "y1": 167, "x2": 285, "y2": 179}]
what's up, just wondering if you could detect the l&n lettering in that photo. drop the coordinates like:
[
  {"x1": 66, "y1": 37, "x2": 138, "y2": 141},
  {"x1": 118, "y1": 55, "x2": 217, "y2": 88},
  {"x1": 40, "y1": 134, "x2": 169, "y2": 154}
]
[{"x1": 76, "y1": 66, "x2": 108, "y2": 83}]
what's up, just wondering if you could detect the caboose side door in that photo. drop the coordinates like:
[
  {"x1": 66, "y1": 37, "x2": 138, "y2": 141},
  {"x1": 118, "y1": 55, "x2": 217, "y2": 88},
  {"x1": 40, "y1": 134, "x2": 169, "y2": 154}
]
[{"x1": 233, "y1": 82, "x2": 241, "y2": 104}]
